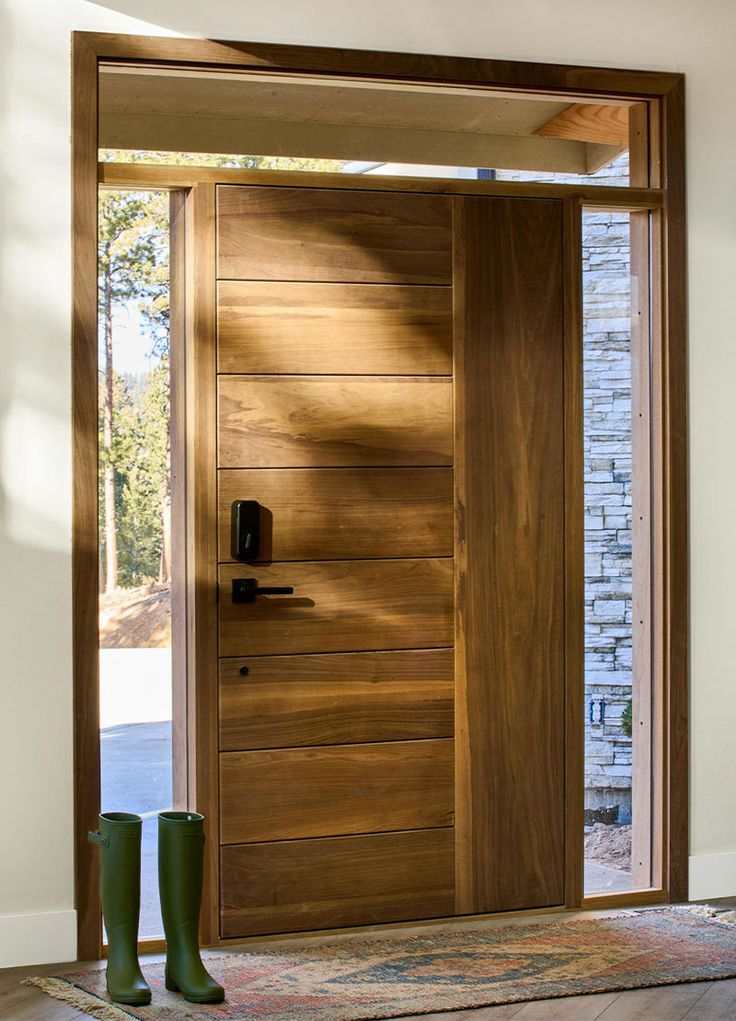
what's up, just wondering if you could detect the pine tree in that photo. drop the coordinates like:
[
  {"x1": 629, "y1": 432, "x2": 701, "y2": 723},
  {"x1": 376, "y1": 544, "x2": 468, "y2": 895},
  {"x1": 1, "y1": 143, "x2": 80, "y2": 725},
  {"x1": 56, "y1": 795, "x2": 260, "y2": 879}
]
[
  {"x1": 98, "y1": 153, "x2": 347, "y2": 596},
  {"x1": 98, "y1": 190, "x2": 168, "y2": 591}
]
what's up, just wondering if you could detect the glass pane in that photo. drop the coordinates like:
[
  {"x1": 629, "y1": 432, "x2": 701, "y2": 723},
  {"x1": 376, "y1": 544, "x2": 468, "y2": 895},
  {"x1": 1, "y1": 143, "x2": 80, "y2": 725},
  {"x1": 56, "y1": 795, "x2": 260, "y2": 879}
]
[
  {"x1": 582, "y1": 209, "x2": 652, "y2": 895},
  {"x1": 495, "y1": 150, "x2": 629, "y2": 187},
  {"x1": 98, "y1": 65, "x2": 637, "y2": 186},
  {"x1": 98, "y1": 190, "x2": 172, "y2": 940}
]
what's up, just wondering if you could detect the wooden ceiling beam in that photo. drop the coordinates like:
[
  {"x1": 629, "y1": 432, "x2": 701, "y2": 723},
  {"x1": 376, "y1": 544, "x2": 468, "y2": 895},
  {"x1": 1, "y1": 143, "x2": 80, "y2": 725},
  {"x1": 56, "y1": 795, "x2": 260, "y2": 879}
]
[
  {"x1": 585, "y1": 142, "x2": 627, "y2": 174},
  {"x1": 535, "y1": 103, "x2": 630, "y2": 146},
  {"x1": 100, "y1": 112, "x2": 592, "y2": 174}
]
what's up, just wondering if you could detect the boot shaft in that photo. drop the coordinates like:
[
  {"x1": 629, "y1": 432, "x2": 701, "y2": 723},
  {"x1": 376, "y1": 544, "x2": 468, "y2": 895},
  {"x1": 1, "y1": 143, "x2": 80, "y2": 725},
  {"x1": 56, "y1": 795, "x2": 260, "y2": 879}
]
[
  {"x1": 158, "y1": 811, "x2": 225, "y2": 1003},
  {"x1": 158, "y1": 811, "x2": 205, "y2": 934},
  {"x1": 88, "y1": 812, "x2": 151, "y2": 1005},
  {"x1": 90, "y1": 812, "x2": 143, "y2": 928}
]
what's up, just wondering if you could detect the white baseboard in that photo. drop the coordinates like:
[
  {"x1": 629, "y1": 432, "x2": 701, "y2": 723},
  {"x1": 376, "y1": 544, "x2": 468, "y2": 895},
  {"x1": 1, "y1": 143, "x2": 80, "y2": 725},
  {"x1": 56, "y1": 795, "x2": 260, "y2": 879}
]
[
  {"x1": 0, "y1": 909, "x2": 76, "y2": 968},
  {"x1": 689, "y1": 851, "x2": 736, "y2": 901}
]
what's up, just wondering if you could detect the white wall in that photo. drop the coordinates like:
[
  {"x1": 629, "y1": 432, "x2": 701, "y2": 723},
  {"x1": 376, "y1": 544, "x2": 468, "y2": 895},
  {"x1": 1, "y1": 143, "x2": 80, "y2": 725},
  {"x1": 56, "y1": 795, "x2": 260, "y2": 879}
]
[{"x1": 1, "y1": 0, "x2": 734, "y2": 967}]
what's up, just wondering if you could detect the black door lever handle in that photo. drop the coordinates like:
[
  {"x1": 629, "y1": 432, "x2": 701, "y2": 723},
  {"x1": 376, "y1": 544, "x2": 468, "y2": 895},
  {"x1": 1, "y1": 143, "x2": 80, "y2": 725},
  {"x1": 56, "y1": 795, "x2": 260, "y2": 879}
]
[{"x1": 232, "y1": 578, "x2": 295, "y2": 604}]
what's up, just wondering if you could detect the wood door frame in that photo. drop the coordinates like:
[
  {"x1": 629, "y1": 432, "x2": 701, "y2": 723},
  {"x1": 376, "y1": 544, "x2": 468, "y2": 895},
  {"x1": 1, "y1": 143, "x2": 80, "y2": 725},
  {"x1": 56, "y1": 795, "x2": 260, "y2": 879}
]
[{"x1": 73, "y1": 31, "x2": 687, "y2": 958}]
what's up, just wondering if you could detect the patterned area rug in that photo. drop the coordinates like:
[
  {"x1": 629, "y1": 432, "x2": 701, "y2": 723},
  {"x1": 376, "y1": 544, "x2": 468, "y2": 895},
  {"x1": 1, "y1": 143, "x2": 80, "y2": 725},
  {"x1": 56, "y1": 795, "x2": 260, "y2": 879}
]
[{"x1": 25, "y1": 907, "x2": 736, "y2": 1021}]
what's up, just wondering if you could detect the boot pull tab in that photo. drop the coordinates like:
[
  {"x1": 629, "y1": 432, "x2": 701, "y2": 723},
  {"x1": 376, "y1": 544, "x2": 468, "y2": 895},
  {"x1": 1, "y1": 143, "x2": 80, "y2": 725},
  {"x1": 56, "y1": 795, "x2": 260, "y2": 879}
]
[{"x1": 88, "y1": 830, "x2": 109, "y2": 847}]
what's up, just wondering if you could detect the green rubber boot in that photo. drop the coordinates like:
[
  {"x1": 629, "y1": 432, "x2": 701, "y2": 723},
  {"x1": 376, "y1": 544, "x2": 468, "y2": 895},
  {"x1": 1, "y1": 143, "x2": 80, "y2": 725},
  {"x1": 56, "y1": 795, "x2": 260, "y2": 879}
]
[
  {"x1": 158, "y1": 811, "x2": 224, "y2": 1004},
  {"x1": 88, "y1": 813, "x2": 151, "y2": 1006}
]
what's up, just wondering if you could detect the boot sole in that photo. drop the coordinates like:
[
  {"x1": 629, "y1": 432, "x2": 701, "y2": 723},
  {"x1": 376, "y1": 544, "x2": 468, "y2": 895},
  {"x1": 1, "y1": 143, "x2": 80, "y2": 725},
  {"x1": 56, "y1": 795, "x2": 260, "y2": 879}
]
[
  {"x1": 109, "y1": 993, "x2": 152, "y2": 1006},
  {"x1": 166, "y1": 977, "x2": 224, "y2": 1003}
]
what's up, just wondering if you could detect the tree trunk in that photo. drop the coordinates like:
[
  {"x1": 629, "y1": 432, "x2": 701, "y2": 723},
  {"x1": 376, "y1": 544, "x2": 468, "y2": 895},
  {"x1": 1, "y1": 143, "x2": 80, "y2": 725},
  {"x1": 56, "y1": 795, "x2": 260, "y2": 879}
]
[
  {"x1": 103, "y1": 256, "x2": 118, "y2": 592},
  {"x1": 160, "y1": 402, "x2": 172, "y2": 583},
  {"x1": 160, "y1": 487, "x2": 171, "y2": 583}
]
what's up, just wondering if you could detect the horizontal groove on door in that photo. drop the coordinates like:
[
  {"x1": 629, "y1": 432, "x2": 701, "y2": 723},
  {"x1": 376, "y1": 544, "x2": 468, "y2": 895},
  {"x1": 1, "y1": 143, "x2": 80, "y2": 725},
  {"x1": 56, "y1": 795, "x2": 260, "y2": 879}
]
[
  {"x1": 220, "y1": 827, "x2": 455, "y2": 938},
  {"x1": 219, "y1": 738, "x2": 455, "y2": 844},
  {"x1": 218, "y1": 558, "x2": 454, "y2": 657},
  {"x1": 218, "y1": 649, "x2": 455, "y2": 751},
  {"x1": 218, "y1": 467, "x2": 454, "y2": 562},
  {"x1": 216, "y1": 186, "x2": 453, "y2": 285},
  {"x1": 217, "y1": 280, "x2": 453, "y2": 376},
  {"x1": 218, "y1": 375, "x2": 453, "y2": 469},
  {"x1": 219, "y1": 644, "x2": 455, "y2": 660}
]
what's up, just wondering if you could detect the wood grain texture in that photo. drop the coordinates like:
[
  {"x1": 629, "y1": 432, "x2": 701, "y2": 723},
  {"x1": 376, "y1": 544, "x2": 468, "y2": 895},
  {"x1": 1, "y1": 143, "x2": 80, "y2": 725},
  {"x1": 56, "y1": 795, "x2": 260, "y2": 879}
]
[
  {"x1": 80, "y1": 33, "x2": 683, "y2": 96},
  {"x1": 514, "y1": 992, "x2": 620, "y2": 1019},
  {"x1": 73, "y1": 29, "x2": 687, "y2": 949},
  {"x1": 582, "y1": 888, "x2": 666, "y2": 910},
  {"x1": 220, "y1": 828, "x2": 455, "y2": 937},
  {"x1": 219, "y1": 739, "x2": 454, "y2": 843},
  {"x1": 453, "y1": 196, "x2": 566, "y2": 914},
  {"x1": 170, "y1": 189, "x2": 188, "y2": 812},
  {"x1": 103, "y1": 111, "x2": 597, "y2": 179},
  {"x1": 72, "y1": 31, "x2": 102, "y2": 962},
  {"x1": 218, "y1": 376, "x2": 453, "y2": 468},
  {"x1": 185, "y1": 184, "x2": 221, "y2": 942},
  {"x1": 217, "y1": 281, "x2": 453, "y2": 375},
  {"x1": 585, "y1": 141, "x2": 626, "y2": 175},
  {"x1": 218, "y1": 558, "x2": 453, "y2": 657},
  {"x1": 218, "y1": 649, "x2": 454, "y2": 751},
  {"x1": 102, "y1": 162, "x2": 664, "y2": 209},
  {"x1": 218, "y1": 467, "x2": 453, "y2": 561},
  {"x1": 630, "y1": 207, "x2": 653, "y2": 892},
  {"x1": 535, "y1": 103, "x2": 629, "y2": 146},
  {"x1": 684, "y1": 979, "x2": 736, "y2": 1021},
  {"x1": 649, "y1": 209, "x2": 666, "y2": 895},
  {"x1": 628, "y1": 102, "x2": 650, "y2": 189},
  {"x1": 217, "y1": 186, "x2": 452, "y2": 284},
  {"x1": 661, "y1": 78, "x2": 689, "y2": 903},
  {"x1": 563, "y1": 198, "x2": 585, "y2": 908},
  {"x1": 594, "y1": 982, "x2": 710, "y2": 1021}
]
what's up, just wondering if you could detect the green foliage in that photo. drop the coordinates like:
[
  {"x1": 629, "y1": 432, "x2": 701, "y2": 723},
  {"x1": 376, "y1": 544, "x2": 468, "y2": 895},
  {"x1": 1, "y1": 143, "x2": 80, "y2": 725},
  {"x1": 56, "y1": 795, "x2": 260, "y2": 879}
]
[
  {"x1": 98, "y1": 189, "x2": 169, "y2": 336},
  {"x1": 100, "y1": 148, "x2": 347, "y2": 174},
  {"x1": 117, "y1": 360, "x2": 170, "y2": 586},
  {"x1": 98, "y1": 188, "x2": 170, "y2": 590},
  {"x1": 621, "y1": 699, "x2": 633, "y2": 738},
  {"x1": 99, "y1": 363, "x2": 170, "y2": 587},
  {"x1": 99, "y1": 153, "x2": 346, "y2": 590}
]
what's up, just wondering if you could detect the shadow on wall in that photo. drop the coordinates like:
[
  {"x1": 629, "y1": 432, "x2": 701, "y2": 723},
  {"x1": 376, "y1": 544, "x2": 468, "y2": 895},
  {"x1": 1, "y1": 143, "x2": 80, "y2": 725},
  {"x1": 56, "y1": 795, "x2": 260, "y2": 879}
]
[
  {"x1": 0, "y1": 535, "x2": 75, "y2": 917},
  {"x1": 83, "y1": 0, "x2": 461, "y2": 53},
  {"x1": 0, "y1": 1, "x2": 78, "y2": 921}
]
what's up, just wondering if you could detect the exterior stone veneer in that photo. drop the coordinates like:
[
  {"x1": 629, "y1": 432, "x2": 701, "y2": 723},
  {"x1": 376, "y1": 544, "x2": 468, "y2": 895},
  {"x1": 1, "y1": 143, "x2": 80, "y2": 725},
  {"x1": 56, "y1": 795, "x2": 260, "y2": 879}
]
[{"x1": 496, "y1": 154, "x2": 634, "y2": 822}]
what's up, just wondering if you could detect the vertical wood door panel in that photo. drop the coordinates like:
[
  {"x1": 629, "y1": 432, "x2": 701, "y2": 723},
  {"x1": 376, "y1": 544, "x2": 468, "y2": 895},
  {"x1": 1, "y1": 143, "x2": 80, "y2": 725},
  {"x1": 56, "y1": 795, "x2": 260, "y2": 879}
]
[
  {"x1": 454, "y1": 195, "x2": 567, "y2": 914},
  {"x1": 219, "y1": 739, "x2": 455, "y2": 844},
  {"x1": 217, "y1": 186, "x2": 452, "y2": 284},
  {"x1": 220, "y1": 829, "x2": 455, "y2": 937},
  {"x1": 218, "y1": 376, "x2": 453, "y2": 468},
  {"x1": 217, "y1": 281, "x2": 453, "y2": 376},
  {"x1": 218, "y1": 467, "x2": 454, "y2": 562},
  {"x1": 218, "y1": 558, "x2": 454, "y2": 657}
]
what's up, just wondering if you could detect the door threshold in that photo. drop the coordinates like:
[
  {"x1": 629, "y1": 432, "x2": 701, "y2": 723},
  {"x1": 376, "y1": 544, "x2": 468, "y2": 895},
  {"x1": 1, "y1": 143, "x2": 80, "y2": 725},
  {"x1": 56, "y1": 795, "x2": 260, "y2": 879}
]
[{"x1": 200, "y1": 903, "x2": 649, "y2": 951}]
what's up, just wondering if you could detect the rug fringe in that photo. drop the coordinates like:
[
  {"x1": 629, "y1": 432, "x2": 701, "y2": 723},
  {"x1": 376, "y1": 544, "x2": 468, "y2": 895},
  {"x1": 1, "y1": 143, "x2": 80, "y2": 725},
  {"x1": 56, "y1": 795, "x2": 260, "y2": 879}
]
[
  {"x1": 676, "y1": 904, "x2": 718, "y2": 919},
  {"x1": 23, "y1": 977, "x2": 137, "y2": 1021},
  {"x1": 671, "y1": 904, "x2": 736, "y2": 926}
]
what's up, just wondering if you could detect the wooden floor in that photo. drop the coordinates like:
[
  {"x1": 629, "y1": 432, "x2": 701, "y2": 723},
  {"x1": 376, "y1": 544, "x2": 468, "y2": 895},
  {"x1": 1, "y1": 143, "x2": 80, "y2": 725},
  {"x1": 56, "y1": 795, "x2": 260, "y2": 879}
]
[{"x1": 2, "y1": 905, "x2": 736, "y2": 1021}]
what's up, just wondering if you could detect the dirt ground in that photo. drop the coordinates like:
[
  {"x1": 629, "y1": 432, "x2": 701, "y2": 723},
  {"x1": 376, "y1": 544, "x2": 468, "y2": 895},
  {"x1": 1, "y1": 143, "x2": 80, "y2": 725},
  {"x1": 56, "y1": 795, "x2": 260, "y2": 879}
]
[
  {"x1": 584, "y1": 823, "x2": 632, "y2": 871},
  {"x1": 99, "y1": 583, "x2": 171, "y2": 648}
]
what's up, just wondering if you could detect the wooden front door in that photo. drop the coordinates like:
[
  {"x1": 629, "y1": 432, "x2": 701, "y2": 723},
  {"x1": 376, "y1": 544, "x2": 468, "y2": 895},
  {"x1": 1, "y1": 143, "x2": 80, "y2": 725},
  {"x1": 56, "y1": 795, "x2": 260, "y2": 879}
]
[{"x1": 192, "y1": 182, "x2": 573, "y2": 939}]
